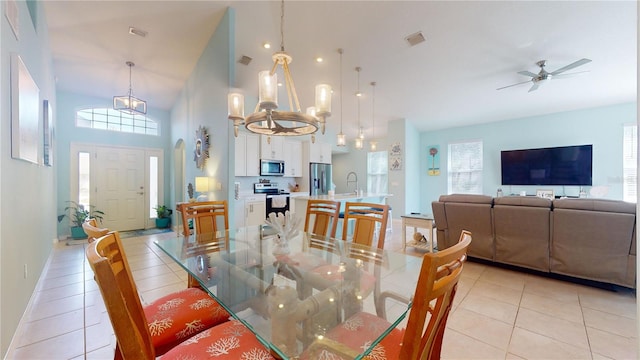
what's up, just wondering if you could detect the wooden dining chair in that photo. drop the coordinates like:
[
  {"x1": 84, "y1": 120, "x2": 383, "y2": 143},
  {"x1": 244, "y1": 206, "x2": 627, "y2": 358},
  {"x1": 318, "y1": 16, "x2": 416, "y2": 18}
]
[
  {"x1": 82, "y1": 218, "x2": 109, "y2": 243},
  {"x1": 304, "y1": 199, "x2": 341, "y2": 238},
  {"x1": 178, "y1": 200, "x2": 229, "y2": 238},
  {"x1": 86, "y1": 231, "x2": 260, "y2": 358},
  {"x1": 342, "y1": 202, "x2": 390, "y2": 248},
  {"x1": 305, "y1": 230, "x2": 472, "y2": 360}
]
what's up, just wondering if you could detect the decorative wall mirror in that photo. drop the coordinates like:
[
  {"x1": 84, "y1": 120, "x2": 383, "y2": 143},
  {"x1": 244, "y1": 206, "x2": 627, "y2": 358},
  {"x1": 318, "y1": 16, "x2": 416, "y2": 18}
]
[{"x1": 194, "y1": 125, "x2": 209, "y2": 170}]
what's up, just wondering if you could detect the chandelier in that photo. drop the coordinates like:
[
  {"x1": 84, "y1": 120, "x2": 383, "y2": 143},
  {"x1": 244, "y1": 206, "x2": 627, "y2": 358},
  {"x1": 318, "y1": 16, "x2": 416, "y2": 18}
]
[
  {"x1": 113, "y1": 61, "x2": 147, "y2": 115},
  {"x1": 228, "y1": 0, "x2": 331, "y2": 138}
]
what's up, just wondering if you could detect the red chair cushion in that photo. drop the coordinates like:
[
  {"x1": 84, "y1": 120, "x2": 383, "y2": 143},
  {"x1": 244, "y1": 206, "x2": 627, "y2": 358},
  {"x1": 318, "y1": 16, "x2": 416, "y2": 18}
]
[
  {"x1": 161, "y1": 320, "x2": 276, "y2": 359},
  {"x1": 144, "y1": 287, "x2": 230, "y2": 355},
  {"x1": 308, "y1": 312, "x2": 405, "y2": 359}
]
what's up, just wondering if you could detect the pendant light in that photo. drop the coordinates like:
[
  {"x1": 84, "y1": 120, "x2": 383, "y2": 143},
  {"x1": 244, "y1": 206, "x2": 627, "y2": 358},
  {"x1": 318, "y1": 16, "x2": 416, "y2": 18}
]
[
  {"x1": 370, "y1": 81, "x2": 377, "y2": 151},
  {"x1": 354, "y1": 66, "x2": 364, "y2": 150},
  {"x1": 336, "y1": 48, "x2": 346, "y2": 147},
  {"x1": 113, "y1": 61, "x2": 147, "y2": 115}
]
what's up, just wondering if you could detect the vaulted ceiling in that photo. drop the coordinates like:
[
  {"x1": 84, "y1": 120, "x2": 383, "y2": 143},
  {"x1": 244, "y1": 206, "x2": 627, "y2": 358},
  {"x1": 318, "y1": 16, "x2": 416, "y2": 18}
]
[{"x1": 44, "y1": 1, "x2": 637, "y2": 138}]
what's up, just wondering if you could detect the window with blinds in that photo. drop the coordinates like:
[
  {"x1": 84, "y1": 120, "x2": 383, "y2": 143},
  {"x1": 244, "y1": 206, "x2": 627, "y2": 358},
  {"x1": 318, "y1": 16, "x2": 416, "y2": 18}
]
[
  {"x1": 448, "y1": 140, "x2": 483, "y2": 194},
  {"x1": 367, "y1": 151, "x2": 388, "y2": 194},
  {"x1": 623, "y1": 124, "x2": 637, "y2": 203}
]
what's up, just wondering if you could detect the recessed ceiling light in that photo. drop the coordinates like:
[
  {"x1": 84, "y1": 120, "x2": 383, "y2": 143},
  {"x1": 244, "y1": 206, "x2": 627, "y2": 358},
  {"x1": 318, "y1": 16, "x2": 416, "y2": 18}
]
[
  {"x1": 316, "y1": 57, "x2": 323, "y2": 63},
  {"x1": 356, "y1": 92, "x2": 362, "y2": 97},
  {"x1": 263, "y1": 42, "x2": 271, "y2": 49},
  {"x1": 277, "y1": 82, "x2": 283, "y2": 87}
]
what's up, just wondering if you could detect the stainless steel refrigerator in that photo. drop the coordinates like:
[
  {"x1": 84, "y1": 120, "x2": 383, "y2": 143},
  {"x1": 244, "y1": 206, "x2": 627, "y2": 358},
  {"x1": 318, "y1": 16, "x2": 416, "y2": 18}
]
[{"x1": 309, "y1": 162, "x2": 332, "y2": 196}]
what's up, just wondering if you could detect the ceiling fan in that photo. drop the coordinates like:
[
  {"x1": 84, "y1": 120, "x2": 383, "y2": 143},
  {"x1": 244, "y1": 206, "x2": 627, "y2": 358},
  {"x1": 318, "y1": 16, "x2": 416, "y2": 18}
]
[{"x1": 497, "y1": 58, "x2": 592, "y2": 92}]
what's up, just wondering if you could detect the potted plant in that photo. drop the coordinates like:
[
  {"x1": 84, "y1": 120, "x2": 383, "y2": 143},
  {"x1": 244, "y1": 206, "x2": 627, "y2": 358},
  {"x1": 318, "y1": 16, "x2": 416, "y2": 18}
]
[
  {"x1": 58, "y1": 201, "x2": 105, "y2": 239},
  {"x1": 154, "y1": 205, "x2": 173, "y2": 229}
]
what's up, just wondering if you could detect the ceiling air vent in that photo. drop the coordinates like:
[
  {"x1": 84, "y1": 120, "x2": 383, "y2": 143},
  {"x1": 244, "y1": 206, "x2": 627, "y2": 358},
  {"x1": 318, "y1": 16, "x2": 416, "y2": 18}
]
[
  {"x1": 239, "y1": 55, "x2": 252, "y2": 66},
  {"x1": 128, "y1": 26, "x2": 148, "y2": 38},
  {"x1": 405, "y1": 31, "x2": 425, "y2": 47}
]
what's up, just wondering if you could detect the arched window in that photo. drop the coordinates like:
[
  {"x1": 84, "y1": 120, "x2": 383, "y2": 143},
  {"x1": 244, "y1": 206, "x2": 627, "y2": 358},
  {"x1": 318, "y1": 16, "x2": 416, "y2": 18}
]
[{"x1": 76, "y1": 108, "x2": 159, "y2": 136}]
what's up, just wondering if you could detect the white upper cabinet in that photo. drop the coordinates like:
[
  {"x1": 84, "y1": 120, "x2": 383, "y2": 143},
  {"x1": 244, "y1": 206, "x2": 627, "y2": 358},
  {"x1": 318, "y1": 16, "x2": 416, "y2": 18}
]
[
  {"x1": 306, "y1": 140, "x2": 332, "y2": 164},
  {"x1": 260, "y1": 135, "x2": 284, "y2": 160},
  {"x1": 235, "y1": 133, "x2": 260, "y2": 177},
  {"x1": 283, "y1": 140, "x2": 303, "y2": 177}
]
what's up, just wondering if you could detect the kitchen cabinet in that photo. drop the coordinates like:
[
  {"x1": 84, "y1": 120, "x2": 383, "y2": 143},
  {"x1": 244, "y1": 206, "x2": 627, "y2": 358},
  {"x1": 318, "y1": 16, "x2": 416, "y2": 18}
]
[
  {"x1": 246, "y1": 197, "x2": 266, "y2": 226},
  {"x1": 306, "y1": 140, "x2": 332, "y2": 164},
  {"x1": 235, "y1": 133, "x2": 260, "y2": 176},
  {"x1": 235, "y1": 195, "x2": 266, "y2": 228},
  {"x1": 283, "y1": 140, "x2": 303, "y2": 177},
  {"x1": 260, "y1": 135, "x2": 284, "y2": 160}
]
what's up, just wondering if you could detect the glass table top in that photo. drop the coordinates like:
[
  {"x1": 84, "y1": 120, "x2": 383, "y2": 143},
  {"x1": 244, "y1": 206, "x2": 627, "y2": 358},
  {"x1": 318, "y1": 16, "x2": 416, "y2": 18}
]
[{"x1": 154, "y1": 225, "x2": 421, "y2": 359}]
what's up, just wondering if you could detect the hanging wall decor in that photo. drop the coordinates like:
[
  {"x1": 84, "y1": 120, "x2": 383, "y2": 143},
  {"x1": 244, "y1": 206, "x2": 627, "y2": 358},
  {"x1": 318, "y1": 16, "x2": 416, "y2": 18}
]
[
  {"x1": 427, "y1": 145, "x2": 440, "y2": 176},
  {"x1": 194, "y1": 125, "x2": 209, "y2": 170},
  {"x1": 11, "y1": 53, "x2": 40, "y2": 164}
]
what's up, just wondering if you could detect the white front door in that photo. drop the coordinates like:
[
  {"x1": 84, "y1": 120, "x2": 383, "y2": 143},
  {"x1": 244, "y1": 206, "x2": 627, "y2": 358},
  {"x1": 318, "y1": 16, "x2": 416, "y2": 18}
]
[{"x1": 95, "y1": 146, "x2": 146, "y2": 231}]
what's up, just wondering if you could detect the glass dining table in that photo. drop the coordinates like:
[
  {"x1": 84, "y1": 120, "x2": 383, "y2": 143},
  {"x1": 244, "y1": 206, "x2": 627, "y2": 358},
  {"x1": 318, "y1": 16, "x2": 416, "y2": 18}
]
[{"x1": 154, "y1": 225, "x2": 421, "y2": 359}]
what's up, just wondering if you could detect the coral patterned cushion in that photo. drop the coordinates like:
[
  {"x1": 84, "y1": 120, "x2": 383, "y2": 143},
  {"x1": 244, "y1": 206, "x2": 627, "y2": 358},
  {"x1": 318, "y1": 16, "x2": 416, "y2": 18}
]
[
  {"x1": 144, "y1": 287, "x2": 230, "y2": 355},
  {"x1": 161, "y1": 320, "x2": 276, "y2": 359},
  {"x1": 312, "y1": 312, "x2": 405, "y2": 359}
]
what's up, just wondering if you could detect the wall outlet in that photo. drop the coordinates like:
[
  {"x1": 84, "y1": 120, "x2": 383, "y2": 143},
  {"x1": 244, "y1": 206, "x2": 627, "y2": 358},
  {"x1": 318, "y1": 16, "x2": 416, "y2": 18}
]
[{"x1": 23, "y1": 264, "x2": 28, "y2": 279}]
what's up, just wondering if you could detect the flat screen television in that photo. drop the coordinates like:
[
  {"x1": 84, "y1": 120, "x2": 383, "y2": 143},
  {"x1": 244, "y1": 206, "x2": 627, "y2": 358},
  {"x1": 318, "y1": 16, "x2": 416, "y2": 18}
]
[{"x1": 501, "y1": 145, "x2": 592, "y2": 186}]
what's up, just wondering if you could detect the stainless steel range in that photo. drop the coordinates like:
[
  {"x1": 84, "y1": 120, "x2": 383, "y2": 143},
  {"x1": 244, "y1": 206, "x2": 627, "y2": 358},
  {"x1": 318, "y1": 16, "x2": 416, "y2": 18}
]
[{"x1": 253, "y1": 183, "x2": 290, "y2": 218}]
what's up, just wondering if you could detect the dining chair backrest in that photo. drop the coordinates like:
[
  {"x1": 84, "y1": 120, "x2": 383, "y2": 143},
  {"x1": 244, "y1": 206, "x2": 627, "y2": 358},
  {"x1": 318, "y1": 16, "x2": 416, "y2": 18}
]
[
  {"x1": 82, "y1": 218, "x2": 109, "y2": 243},
  {"x1": 400, "y1": 230, "x2": 472, "y2": 360},
  {"x1": 304, "y1": 199, "x2": 341, "y2": 238},
  {"x1": 86, "y1": 231, "x2": 156, "y2": 359},
  {"x1": 178, "y1": 201, "x2": 229, "y2": 238},
  {"x1": 342, "y1": 202, "x2": 390, "y2": 248}
]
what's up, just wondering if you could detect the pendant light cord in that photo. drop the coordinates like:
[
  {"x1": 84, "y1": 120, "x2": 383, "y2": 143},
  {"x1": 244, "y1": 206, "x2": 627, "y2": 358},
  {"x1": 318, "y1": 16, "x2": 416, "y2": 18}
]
[
  {"x1": 371, "y1": 82, "x2": 375, "y2": 138},
  {"x1": 356, "y1": 67, "x2": 361, "y2": 133},
  {"x1": 339, "y1": 49, "x2": 344, "y2": 133}
]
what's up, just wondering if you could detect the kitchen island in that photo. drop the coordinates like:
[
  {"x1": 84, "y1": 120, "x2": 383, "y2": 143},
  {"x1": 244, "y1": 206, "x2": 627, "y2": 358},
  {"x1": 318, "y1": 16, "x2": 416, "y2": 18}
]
[{"x1": 290, "y1": 193, "x2": 393, "y2": 233}]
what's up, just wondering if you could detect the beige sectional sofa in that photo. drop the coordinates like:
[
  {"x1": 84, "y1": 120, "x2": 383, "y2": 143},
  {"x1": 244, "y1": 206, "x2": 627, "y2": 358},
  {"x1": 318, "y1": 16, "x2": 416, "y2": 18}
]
[{"x1": 432, "y1": 194, "x2": 636, "y2": 288}]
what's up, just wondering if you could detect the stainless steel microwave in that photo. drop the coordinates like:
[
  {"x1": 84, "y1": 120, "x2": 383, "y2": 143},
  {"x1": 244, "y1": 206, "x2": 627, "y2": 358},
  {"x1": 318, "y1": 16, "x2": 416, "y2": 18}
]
[{"x1": 260, "y1": 159, "x2": 285, "y2": 176}]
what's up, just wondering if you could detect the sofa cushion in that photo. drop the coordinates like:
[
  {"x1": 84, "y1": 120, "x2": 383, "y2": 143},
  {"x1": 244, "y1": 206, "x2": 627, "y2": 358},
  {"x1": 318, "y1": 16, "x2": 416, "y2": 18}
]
[
  {"x1": 553, "y1": 198, "x2": 636, "y2": 214},
  {"x1": 439, "y1": 194, "x2": 494, "y2": 204},
  {"x1": 493, "y1": 199, "x2": 551, "y2": 272},
  {"x1": 494, "y1": 196, "x2": 552, "y2": 208}
]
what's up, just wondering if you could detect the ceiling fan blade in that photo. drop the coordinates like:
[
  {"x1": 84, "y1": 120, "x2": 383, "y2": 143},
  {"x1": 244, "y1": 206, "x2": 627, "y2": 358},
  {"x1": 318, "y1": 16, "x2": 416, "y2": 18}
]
[
  {"x1": 528, "y1": 83, "x2": 540, "y2": 92},
  {"x1": 552, "y1": 70, "x2": 590, "y2": 79},
  {"x1": 496, "y1": 80, "x2": 532, "y2": 90},
  {"x1": 517, "y1": 70, "x2": 538, "y2": 78},
  {"x1": 550, "y1": 58, "x2": 592, "y2": 76}
]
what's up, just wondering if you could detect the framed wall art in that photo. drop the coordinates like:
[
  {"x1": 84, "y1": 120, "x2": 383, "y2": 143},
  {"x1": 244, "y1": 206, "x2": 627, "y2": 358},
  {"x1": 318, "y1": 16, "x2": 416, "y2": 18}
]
[
  {"x1": 536, "y1": 189, "x2": 554, "y2": 199},
  {"x1": 427, "y1": 145, "x2": 440, "y2": 176},
  {"x1": 43, "y1": 99, "x2": 53, "y2": 166},
  {"x1": 11, "y1": 54, "x2": 40, "y2": 164},
  {"x1": 390, "y1": 156, "x2": 402, "y2": 171}
]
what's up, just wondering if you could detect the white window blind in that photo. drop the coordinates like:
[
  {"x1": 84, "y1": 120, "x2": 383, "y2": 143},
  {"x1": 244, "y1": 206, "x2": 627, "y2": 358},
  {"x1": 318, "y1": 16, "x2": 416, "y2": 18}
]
[
  {"x1": 623, "y1": 124, "x2": 637, "y2": 203},
  {"x1": 448, "y1": 140, "x2": 483, "y2": 194},
  {"x1": 367, "y1": 151, "x2": 388, "y2": 194}
]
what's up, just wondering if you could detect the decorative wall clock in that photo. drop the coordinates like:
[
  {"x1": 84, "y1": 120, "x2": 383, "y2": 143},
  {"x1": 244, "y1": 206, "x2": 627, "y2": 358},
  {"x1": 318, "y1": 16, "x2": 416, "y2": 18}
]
[{"x1": 194, "y1": 125, "x2": 209, "y2": 170}]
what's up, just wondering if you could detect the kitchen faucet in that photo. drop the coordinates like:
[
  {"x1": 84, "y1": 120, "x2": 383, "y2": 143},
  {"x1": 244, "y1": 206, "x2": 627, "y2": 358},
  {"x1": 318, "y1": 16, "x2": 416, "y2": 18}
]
[{"x1": 346, "y1": 171, "x2": 359, "y2": 194}]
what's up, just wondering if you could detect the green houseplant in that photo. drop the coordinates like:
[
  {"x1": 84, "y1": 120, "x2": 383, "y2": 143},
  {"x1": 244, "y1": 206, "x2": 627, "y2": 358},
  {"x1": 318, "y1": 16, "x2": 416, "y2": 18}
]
[
  {"x1": 58, "y1": 201, "x2": 105, "y2": 239},
  {"x1": 154, "y1": 205, "x2": 173, "y2": 229}
]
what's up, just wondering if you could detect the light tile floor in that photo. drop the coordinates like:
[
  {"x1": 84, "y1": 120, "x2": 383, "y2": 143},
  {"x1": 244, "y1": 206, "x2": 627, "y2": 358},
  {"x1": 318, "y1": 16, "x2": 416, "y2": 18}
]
[{"x1": 5, "y1": 221, "x2": 638, "y2": 359}]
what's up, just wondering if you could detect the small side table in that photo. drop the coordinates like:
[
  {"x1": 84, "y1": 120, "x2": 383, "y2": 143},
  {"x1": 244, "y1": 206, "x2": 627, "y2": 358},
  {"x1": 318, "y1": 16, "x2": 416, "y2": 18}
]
[{"x1": 401, "y1": 214, "x2": 435, "y2": 252}]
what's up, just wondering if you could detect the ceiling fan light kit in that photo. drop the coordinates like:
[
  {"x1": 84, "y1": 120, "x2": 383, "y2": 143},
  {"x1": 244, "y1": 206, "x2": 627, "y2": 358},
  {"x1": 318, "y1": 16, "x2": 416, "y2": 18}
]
[
  {"x1": 228, "y1": 0, "x2": 331, "y2": 138},
  {"x1": 497, "y1": 58, "x2": 592, "y2": 92}
]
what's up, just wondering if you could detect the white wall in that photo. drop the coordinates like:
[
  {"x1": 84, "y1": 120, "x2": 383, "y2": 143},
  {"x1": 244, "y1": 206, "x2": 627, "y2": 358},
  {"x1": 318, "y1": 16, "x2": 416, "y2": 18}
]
[
  {"x1": 421, "y1": 102, "x2": 637, "y2": 212},
  {"x1": 1, "y1": 2, "x2": 57, "y2": 355}
]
